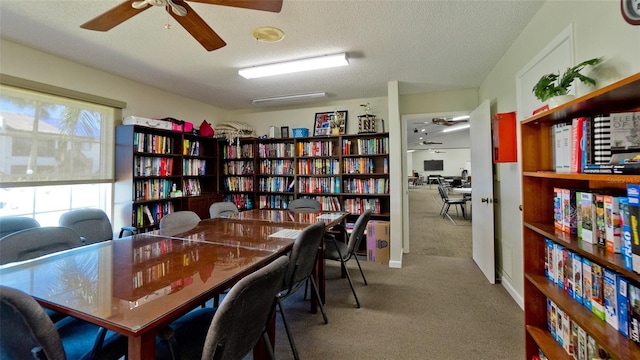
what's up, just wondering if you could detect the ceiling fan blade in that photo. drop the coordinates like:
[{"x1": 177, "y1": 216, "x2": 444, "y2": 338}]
[
  {"x1": 81, "y1": 1, "x2": 151, "y2": 31},
  {"x1": 187, "y1": 0, "x2": 283, "y2": 13},
  {"x1": 168, "y1": 1, "x2": 226, "y2": 51}
]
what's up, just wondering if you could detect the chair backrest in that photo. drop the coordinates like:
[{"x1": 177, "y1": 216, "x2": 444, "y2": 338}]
[
  {"x1": 437, "y1": 185, "x2": 448, "y2": 200},
  {"x1": 59, "y1": 208, "x2": 113, "y2": 244},
  {"x1": 0, "y1": 216, "x2": 40, "y2": 239},
  {"x1": 0, "y1": 227, "x2": 83, "y2": 265},
  {"x1": 282, "y1": 222, "x2": 325, "y2": 294},
  {"x1": 209, "y1": 202, "x2": 239, "y2": 218},
  {"x1": 288, "y1": 198, "x2": 321, "y2": 211},
  {"x1": 201, "y1": 256, "x2": 289, "y2": 360},
  {"x1": 159, "y1": 211, "x2": 201, "y2": 229},
  {"x1": 346, "y1": 210, "x2": 372, "y2": 254},
  {"x1": 0, "y1": 285, "x2": 67, "y2": 360}
]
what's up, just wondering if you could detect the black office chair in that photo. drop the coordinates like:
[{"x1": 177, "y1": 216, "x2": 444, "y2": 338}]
[
  {"x1": 324, "y1": 210, "x2": 371, "y2": 308},
  {"x1": 209, "y1": 202, "x2": 240, "y2": 218},
  {"x1": 288, "y1": 198, "x2": 322, "y2": 211},
  {"x1": 277, "y1": 222, "x2": 327, "y2": 360},
  {"x1": 0, "y1": 285, "x2": 126, "y2": 360},
  {"x1": 156, "y1": 256, "x2": 290, "y2": 360},
  {"x1": 437, "y1": 185, "x2": 466, "y2": 220},
  {"x1": 159, "y1": 211, "x2": 201, "y2": 229},
  {"x1": 0, "y1": 216, "x2": 40, "y2": 239},
  {"x1": 59, "y1": 208, "x2": 135, "y2": 245}
]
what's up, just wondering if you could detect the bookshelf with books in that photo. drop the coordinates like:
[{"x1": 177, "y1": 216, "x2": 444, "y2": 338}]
[
  {"x1": 256, "y1": 138, "x2": 296, "y2": 209},
  {"x1": 114, "y1": 125, "x2": 222, "y2": 232},
  {"x1": 220, "y1": 138, "x2": 256, "y2": 210},
  {"x1": 521, "y1": 73, "x2": 640, "y2": 360}
]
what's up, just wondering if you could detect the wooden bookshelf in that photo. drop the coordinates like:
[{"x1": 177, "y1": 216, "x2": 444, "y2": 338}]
[
  {"x1": 114, "y1": 125, "x2": 222, "y2": 232},
  {"x1": 218, "y1": 132, "x2": 390, "y2": 222},
  {"x1": 522, "y1": 73, "x2": 640, "y2": 359}
]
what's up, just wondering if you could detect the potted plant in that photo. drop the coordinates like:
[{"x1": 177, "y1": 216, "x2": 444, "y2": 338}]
[{"x1": 532, "y1": 57, "x2": 603, "y2": 107}]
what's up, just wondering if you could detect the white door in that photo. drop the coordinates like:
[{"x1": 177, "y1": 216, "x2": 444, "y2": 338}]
[{"x1": 470, "y1": 100, "x2": 495, "y2": 284}]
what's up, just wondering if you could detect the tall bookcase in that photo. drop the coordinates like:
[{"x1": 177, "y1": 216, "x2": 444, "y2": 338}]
[
  {"x1": 522, "y1": 73, "x2": 640, "y2": 359},
  {"x1": 114, "y1": 125, "x2": 221, "y2": 232},
  {"x1": 219, "y1": 132, "x2": 390, "y2": 222}
]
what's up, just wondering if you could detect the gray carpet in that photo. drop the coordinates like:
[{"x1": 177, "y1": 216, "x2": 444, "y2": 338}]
[{"x1": 263, "y1": 186, "x2": 524, "y2": 359}]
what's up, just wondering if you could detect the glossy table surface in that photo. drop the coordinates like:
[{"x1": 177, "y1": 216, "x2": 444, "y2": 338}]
[
  {"x1": 224, "y1": 209, "x2": 349, "y2": 228},
  {"x1": 0, "y1": 218, "x2": 305, "y2": 360}
]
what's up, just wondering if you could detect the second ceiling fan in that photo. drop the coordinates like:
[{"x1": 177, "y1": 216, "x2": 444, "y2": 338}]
[{"x1": 80, "y1": 0, "x2": 283, "y2": 51}]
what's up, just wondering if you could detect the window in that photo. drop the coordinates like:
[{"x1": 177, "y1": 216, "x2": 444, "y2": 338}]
[{"x1": 0, "y1": 77, "x2": 125, "y2": 225}]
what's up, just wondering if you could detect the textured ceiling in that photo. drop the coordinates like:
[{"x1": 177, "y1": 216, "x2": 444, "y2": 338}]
[{"x1": 0, "y1": 0, "x2": 543, "y2": 111}]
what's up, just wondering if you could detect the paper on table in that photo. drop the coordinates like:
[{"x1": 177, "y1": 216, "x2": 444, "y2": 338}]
[{"x1": 268, "y1": 229, "x2": 302, "y2": 239}]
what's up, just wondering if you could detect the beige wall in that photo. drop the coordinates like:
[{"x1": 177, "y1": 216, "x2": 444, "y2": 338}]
[
  {"x1": 479, "y1": 0, "x2": 640, "y2": 307},
  {"x1": 0, "y1": 39, "x2": 227, "y2": 126},
  {"x1": 400, "y1": 88, "x2": 478, "y2": 115}
]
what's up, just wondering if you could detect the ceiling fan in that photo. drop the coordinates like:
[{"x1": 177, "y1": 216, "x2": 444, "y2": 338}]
[
  {"x1": 431, "y1": 116, "x2": 469, "y2": 126},
  {"x1": 80, "y1": 0, "x2": 283, "y2": 51}
]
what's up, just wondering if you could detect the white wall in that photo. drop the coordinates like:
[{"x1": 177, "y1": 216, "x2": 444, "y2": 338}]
[
  {"x1": 479, "y1": 0, "x2": 640, "y2": 307},
  {"x1": 411, "y1": 149, "x2": 470, "y2": 178}
]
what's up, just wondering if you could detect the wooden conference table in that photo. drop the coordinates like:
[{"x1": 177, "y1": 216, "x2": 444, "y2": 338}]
[{"x1": 0, "y1": 209, "x2": 348, "y2": 360}]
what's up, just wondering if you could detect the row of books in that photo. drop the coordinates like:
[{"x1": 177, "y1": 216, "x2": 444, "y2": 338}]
[
  {"x1": 257, "y1": 177, "x2": 293, "y2": 193},
  {"x1": 182, "y1": 139, "x2": 201, "y2": 156},
  {"x1": 222, "y1": 160, "x2": 254, "y2": 175},
  {"x1": 343, "y1": 157, "x2": 377, "y2": 174},
  {"x1": 257, "y1": 194, "x2": 294, "y2": 209},
  {"x1": 342, "y1": 137, "x2": 388, "y2": 156},
  {"x1": 224, "y1": 194, "x2": 253, "y2": 210},
  {"x1": 183, "y1": 179, "x2": 201, "y2": 196},
  {"x1": 223, "y1": 177, "x2": 254, "y2": 192},
  {"x1": 134, "y1": 156, "x2": 175, "y2": 177},
  {"x1": 133, "y1": 201, "x2": 175, "y2": 227},
  {"x1": 342, "y1": 178, "x2": 389, "y2": 194},
  {"x1": 134, "y1": 179, "x2": 174, "y2": 201},
  {"x1": 343, "y1": 198, "x2": 381, "y2": 214},
  {"x1": 545, "y1": 296, "x2": 614, "y2": 360},
  {"x1": 553, "y1": 112, "x2": 640, "y2": 174},
  {"x1": 297, "y1": 176, "x2": 340, "y2": 194},
  {"x1": 545, "y1": 239, "x2": 634, "y2": 341},
  {"x1": 297, "y1": 158, "x2": 340, "y2": 175},
  {"x1": 296, "y1": 140, "x2": 335, "y2": 157},
  {"x1": 260, "y1": 159, "x2": 294, "y2": 175},
  {"x1": 183, "y1": 159, "x2": 206, "y2": 176},
  {"x1": 257, "y1": 142, "x2": 295, "y2": 158},
  {"x1": 221, "y1": 144, "x2": 254, "y2": 159},
  {"x1": 134, "y1": 132, "x2": 174, "y2": 154}
]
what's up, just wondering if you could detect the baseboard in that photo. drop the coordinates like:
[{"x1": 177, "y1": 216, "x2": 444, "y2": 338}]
[
  {"x1": 388, "y1": 260, "x2": 402, "y2": 268},
  {"x1": 501, "y1": 276, "x2": 524, "y2": 310}
]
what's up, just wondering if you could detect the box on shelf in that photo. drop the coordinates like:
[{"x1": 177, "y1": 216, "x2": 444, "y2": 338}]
[
  {"x1": 366, "y1": 220, "x2": 390, "y2": 264},
  {"x1": 292, "y1": 128, "x2": 309, "y2": 138},
  {"x1": 123, "y1": 116, "x2": 172, "y2": 131},
  {"x1": 268, "y1": 126, "x2": 281, "y2": 138}
]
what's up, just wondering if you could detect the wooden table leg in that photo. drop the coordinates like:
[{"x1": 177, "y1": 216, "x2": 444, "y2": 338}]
[{"x1": 128, "y1": 332, "x2": 156, "y2": 360}]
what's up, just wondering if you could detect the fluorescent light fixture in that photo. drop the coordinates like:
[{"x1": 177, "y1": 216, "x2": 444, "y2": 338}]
[
  {"x1": 252, "y1": 92, "x2": 327, "y2": 105},
  {"x1": 442, "y1": 124, "x2": 470, "y2": 133},
  {"x1": 452, "y1": 115, "x2": 470, "y2": 121},
  {"x1": 407, "y1": 150, "x2": 415, "y2": 153},
  {"x1": 239, "y1": 53, "x2": 349, "y2": 79}
]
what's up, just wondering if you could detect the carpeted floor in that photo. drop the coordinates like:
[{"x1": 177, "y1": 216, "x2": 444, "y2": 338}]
[{"x1": 262, "y1": 186, "x2": 524, "y2": 359}]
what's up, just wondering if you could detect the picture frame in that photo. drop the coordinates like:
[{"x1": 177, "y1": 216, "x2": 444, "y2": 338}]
[
  {"x1": 281, "y1": 126, "x2": 290, "y2": 138},
  {"x1": 314, "y1": 110, "x2": 347, "y2": 136}
]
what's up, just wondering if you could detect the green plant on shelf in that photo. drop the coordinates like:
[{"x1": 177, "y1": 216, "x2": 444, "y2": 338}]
[{"x1": 532, "y1": 57, "x2": 603, "y2": 102}]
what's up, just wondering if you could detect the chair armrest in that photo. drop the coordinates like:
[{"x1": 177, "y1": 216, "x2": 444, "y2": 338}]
[{"x1": 118, "y1": 226, "x2": 137, "y2": 238}]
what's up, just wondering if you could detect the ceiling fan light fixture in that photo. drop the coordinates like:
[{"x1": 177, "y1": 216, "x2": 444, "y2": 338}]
[
  {"x1": 252, "y1": 92, "x2": 328, "y2": 104},
  {"x1": 239, "y1": 53, "x2": 349, "y2": 79},
  {"x1": 252, "y1": 26, "x2": 285, "y2": 42}
]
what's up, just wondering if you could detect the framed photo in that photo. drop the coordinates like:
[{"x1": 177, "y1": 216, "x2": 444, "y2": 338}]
[
  {"x1": 281, "y1": 126, "x2": 290, "y2": 138},
  {"x1": 314, "y1": 110, "x2": 347, "y2": 136}
]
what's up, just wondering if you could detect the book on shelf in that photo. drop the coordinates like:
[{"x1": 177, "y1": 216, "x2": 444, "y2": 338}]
[
  {"x1": 604, "y1": 268, "x2": 618, "y2": 330},
  {"x1": 617, "y1": 276, "x2": 630, "y2": 338},
  {"x1": 593, "y1": 115, "x2": 612, "y2": 165},
  {"x1": 573, "y1": 253, "x2": 583, "y2": 305},
  {"x1": 610, "y1": 111, "x2": 640, "y2": 150},
  {"x1": 591, "y1": 262, "x2": 605, "y2": 321},
  {"x1": 629, "y1": 281, "x2": 640, "y2": 345},
  {"x1": 627, "y1": 184, "x2": 640, "y2": 274},
  {"x1": 583, "y1": 257, "x2": 593, "y2": 311}
]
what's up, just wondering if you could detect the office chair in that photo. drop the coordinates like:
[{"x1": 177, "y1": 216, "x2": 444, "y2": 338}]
[
  {"x1": 209, "y1": 202, "x2": 239, "y2": 218},
  {"x1": 324, "y1": 210, "x2": 372, "y2": 308},
  {"x1": 59, "y1": 208, "x2": 136, "y2": 245},
  {"x1": 437, "y1": 185, "x2": 466, "y2": 221},
  {"x1": 288, "y1": 198, "x2": 321, "y2": 211},
  {"x1": 0, "y1": 226, "x2": 83, "y2": 266},
  {"x1": 0, "y1": 216, "x2": 40, "y2": 239},
  {"x1": 156, "y1": 256, "x2": 290, "y2": 360},
  {"x1": 0, "y1": 285, "x2": 126, "y2": 360},
  {"x1": 277, "y1": 222, "x2": 327, "y2": 360},
  {"x1": 159, "y1": 211, "x2": 201, "y2": 229}
]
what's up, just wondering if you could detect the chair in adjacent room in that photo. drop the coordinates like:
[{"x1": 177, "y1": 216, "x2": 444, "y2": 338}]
[
  {"x1": 156, "y1": 256, "x2": 290, "y2": 360},
  {"x1": 59, "y1": 208, "x2": 136, "y2": 245},
  {"x1": 0, "y1": 216, "x2": 40, "y2": 239},
  {"x1": 209, "y1": 201, "x2": 239, "y2": 218},
  {"x1": 0, "y1": 285, "x2": 127, "y2": 360},
  {"x1": 437, "y1": 184, "x2": 467, "y2": 222},
  {"x1": 276, "y1": 222, "x2": 327, "y2": 360},
  {"x1": 288, "y1": 198, "x2": 321, "y2": 211},
  {"x1": 159, "y1": 211, "x2": 201, "y2": 229},
  {"x1": 324, "y1": 210, "x2": 372, "y2": 308}
]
